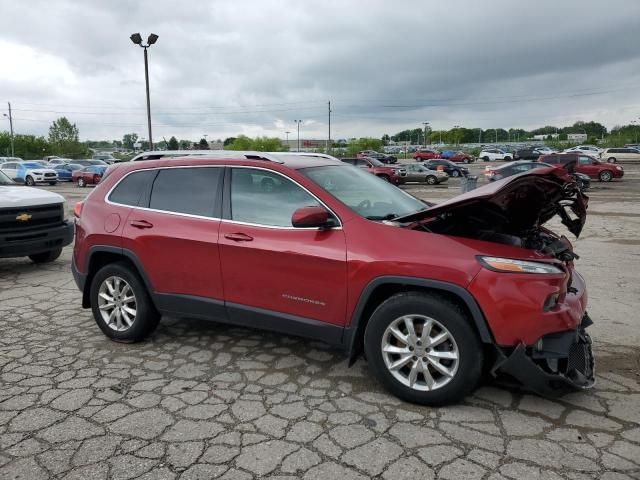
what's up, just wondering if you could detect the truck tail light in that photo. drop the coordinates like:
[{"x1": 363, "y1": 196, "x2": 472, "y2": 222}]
[{"x1": 74, "y1": 202, "x2": 83, "y2": 218}]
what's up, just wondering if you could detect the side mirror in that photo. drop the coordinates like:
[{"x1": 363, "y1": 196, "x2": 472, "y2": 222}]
[{"x1": 291, "y1": 206, "x2": 335, "y2": 229}]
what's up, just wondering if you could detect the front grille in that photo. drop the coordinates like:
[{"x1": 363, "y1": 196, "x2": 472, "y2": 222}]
[
  {"x1": 0, "y1": 204, "x2": 64, "y2": 234},
  {"x1": 44, "y1": 173, "x2": 56, "y2": 177}
]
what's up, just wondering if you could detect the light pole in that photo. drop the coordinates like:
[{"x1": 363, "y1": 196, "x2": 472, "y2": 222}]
[
  {"x1": 632, "y1": 122, "x2": 638, "y2": 144},
  {"x1": 422, "y1": 122, "x2": 429, "y2": 147},
  {"x1": 3, "y1": 102, "x2": 14, "y2": 156},
  {"x1": 294, "y1": 120, "x2": 302, "y2": 152},
  {"x1": 285, "y1": 131, "x2": 290, "y2": 149},
  {"x1": 494, "y1": 129, "x2": 498, "y2": 143},
  {"x1": 130, "y1": 33, "x2": 158, "y2": 151},
  {"x1": 453, "y1": 125, "x2": 460, "y2": 146},
  {"x1": 478, "y1": 128, "x2": 481, "y2": 144}
]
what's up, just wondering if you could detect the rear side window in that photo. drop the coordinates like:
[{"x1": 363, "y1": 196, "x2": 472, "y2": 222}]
[
  {"x1": 109, "y1": 170, "x2": 156, "y2": 206},
  {"x1": 149, "y1": 167, "x2": 222, "y2": 217}
]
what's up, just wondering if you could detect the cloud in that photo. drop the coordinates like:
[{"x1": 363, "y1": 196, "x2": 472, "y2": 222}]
[{"x1": 1, "y1": 0, "x2": 639, "y2": 141}]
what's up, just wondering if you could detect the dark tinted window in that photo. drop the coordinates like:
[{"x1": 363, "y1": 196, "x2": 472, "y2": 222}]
[
  {"x1": 109, "y1": 170, "x2": 157, "y2": 206},
  {"x1": 149, "y1": 167, "x2": 222, "y2": 217},
  {"x1": 543, "y1": 155, "x2": 558, "y2": 164},
  {"x1": 341, "y1": 159, "x2": 356, "y2": 165}
]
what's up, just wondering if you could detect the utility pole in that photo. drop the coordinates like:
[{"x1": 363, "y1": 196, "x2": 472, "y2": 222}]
[
  {"x1": 478, "y1": 128, "x2": 481, "y2": 144},
  {"x1": 294, "y1": 120, "x2": 302, "y2": 152},
  {"x1": 285, "y1": 131, "x2": 290, "y2": 149},
  {"x1": 422, "y1": 122, "x2": 429, "y2": 147},
  {"x1": 327, "y1": 101, "x2": 331, "y2": 153},
  {"x1": 6, "y1": 102, "x2": 14, "y2": 156}
]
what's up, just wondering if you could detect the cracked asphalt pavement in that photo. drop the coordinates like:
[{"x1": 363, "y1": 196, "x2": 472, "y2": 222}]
[{"x1": 1, "y1": 163, "x2": 639, "y2": 479}]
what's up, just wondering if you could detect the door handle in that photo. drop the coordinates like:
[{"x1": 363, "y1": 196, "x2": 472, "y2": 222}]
[
  {"x1": 130, "y1": 219, "x2": 154, "y2": 229},
  {"x1": 224, "y1": 232, "x2": 253, "y2": 242}
]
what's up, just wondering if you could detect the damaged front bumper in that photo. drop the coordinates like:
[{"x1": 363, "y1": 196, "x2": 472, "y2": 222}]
[{"x1": 492, "y1": 314, "x2": 595, "y2": 396}]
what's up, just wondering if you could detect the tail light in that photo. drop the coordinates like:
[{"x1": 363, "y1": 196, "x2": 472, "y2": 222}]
[{"x1": 74, "y1": 202, "x2": 83, "y2": 218}]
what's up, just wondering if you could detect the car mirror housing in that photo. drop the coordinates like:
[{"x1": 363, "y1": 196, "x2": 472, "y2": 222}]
[{"x1": 291, "y1": 206, "x2": 335, "y2": 229}]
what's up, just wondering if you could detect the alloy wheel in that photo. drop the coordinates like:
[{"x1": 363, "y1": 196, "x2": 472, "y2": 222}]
[
  {"x1": 381, "y1": 314, "x2": 459, "y2": 391},
  {"x1": 98, "y1": 276, "x2": 137, "y2": 331}
]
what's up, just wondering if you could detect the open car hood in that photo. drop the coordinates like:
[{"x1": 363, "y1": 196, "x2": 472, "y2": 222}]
[{"x1": 395, "y1": 166, "x2": 588, "y2": 237}]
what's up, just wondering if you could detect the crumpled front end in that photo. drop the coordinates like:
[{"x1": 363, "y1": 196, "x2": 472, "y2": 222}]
[{"x1": 491, "y1": 314, "x2": 595, "y2": 396}]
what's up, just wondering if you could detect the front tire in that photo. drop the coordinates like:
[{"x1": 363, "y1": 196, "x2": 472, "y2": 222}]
[
  {"x1": 451, "y1": 170, "x2": 460, "y2": 178},
  {"x1": 378, "y1": 175, "x2": 390, "y2": 182},
  {"x1": 482, "y1": 156, "x2": 490, "y2": 162},
  {"x1": 599, "y1": 170, "x2": 613, "y2": 182},
  {"x1": 364, "y1": 292, "x2": 483, "y2": 406},
  {"x1": 49, "y1": 181, "x2": 57, "y2": 186},
  {"x1": 25, "y1": 176, "x2": 35, "y2": 186},
  {"x1": 28, "y1": 248, "x2": 62, "y2": 264},
  {"x1": 78, "y1": 178, "x2": 86, "y2": 188},
  {"x1": 503, "y1": 156, "x2": 512, "y2": 161},
  {"x1": 607, "y1": 157, "x2": 617, "y2": 163},
  {"x1": 90, "y1": 262, "x2": 160, "y2": 342}
]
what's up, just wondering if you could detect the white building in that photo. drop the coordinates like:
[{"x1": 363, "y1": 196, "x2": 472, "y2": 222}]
[{"x1": 567, "y1": 133, "x2": 588, "y2": 142}]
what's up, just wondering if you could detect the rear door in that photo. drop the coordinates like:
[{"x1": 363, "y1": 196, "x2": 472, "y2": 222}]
[
  {"x1": 219, "y1": 167, "x2": 348, "y2": 327},
  {"x1": 121, "y1": 166, "x2": 226, "y2": 315}
]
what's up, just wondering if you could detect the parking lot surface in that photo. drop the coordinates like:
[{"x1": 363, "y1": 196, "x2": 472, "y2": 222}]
[{"x1": 1, "y1": 162, "x2": 639, "y2": 479}]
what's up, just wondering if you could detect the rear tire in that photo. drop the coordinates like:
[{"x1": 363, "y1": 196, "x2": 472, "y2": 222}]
[
  {"x1": 90, "y1": 262, "x2": 160, "y2": 342},
  {"x1": 426, "y1": 175, "x2": 437, "y2": 185},
  {"x1": 78, "y1": 178, "x2": 86, "y2": 188},
  {"x1": 378, "y1": 175, "x2": 390, "y2": 182},
  {"x1": 599, "y1": 170, "x2": 613, "y2": 182},
  {"x1": 451, "y1": 170, "x2": 460, "y2": 178},
  {"x1": 28, "y1": 248, "x2": 62, "y2": 264},
  {"x1": 482, "y1": 156, "x2": 490, "y2": 162},
  {"x1": 364, "y1": 292, "x2": 483, "y2": 406}
]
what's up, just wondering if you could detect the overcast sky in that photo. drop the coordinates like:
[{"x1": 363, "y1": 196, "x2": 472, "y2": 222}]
[{"x1": 2, "y1": 0, "x2": 640, "y2": 142}]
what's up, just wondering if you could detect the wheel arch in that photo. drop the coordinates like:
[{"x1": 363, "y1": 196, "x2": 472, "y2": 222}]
[
  {"x1": 82, "y1": 246, "x2": 155, "y2": 309},
  {"x1": 343, "y1": 276, "x2": 493, "y2": 364}
]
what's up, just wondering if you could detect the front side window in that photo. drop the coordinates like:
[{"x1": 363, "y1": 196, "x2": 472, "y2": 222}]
[
  {"x1": 578, "y1": 156, "x2": 592, "y2": 165},
  {"x1": 149, "y1": 167, "x2": 222, "y2": 217},
  {"x1": 301, "y1": 165, "x2": 425, "y2": 220},
  {"x1": 230, "y1": 168, "x2": 321, "y2": 227}
]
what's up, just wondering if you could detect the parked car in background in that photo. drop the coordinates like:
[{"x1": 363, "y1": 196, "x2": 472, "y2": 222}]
[
  {"x1": 0, "y1": 156, "x2": 22, "y2": 165},
  {"x1": 0, "y1": 161, "x2": 58, "y2": 185},
  {"x1": 573, "y1": 172, "x2": 591, "y2": 192},
  {"x1": 413, "y1": 149, "x2": 441, "y2": 161},
  {"x1": 564, "y1": 145, "x2": 602, "y2": 157},
  {"x1": 73, "y1": 159, "x2": 109, "y2": 168},
  {"x1": 48, "y1": 157, "x2": 73, "y2": 165},
  {"x1": 423, "y1": 159, "x2": 469, "y2": 178},
  {"x1": 340, "y1": 157, "x2": 406, "y2": 184},
  {"x1": 479, "y1": 149, "x2": 512, "y2": 162},
  {"x1": 600, "y1": 147, "x2": 640, "y2": 164},
  {"x1": 72, "y1": 165, "x2": 107, "y2": 187},
  {"x1": 356, "y1": 150, "x2": 397, "y2": 164},
  {"x1": 484, "y1": 161, "x2": 550, "y2": 182},
  {"x1": 534, "y1": 146, "x2": 556, "y2": 155},
  {"x1": 538, "y1": 153, "x2": 623, "y2": 182},
  {"x1": 72, "y1": 154, "x2": 594, "y2": 405},
  {"x1": 53, "y1": 163, "x2": 84, "y2": 181},
  {"x1": 403, "y1": 163, "x2": 448, "y2": 184},
  {"x1": 447, "y1": 151, "x2": 475, "y2": 164},
  {"x1": 513, "y1": 147, "x2": 547, "y2": 160},
  {"x1": 93, "y1": 153, "x2": 116, "y2": 164},
  {"x1": 43, "y1": 155, "x2": 61, "y2": 162}
]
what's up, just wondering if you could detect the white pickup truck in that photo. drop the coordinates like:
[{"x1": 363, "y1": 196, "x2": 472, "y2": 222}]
[{"x1": 0, "y1": 169, "x2": 73, "y2": 263}]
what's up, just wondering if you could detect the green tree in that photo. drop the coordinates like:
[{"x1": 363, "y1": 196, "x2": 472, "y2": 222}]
[
  {"x1": 225, "y1": 135, "x2": 287, "y2": 151},
  {"x1": 168, "y1": 136, "x2": 179, "y2": 150},
  {"x1": 346, "y1": 137, "x2": 383, "y2": 155},
  {"x1": 381, "y1": 134, "x2": 390, "y2": 145},
  {"x1": 48, "y1": 117, "x2": 87, "y2": 158},
  {"x1": 122, "y1": 133, "x2": 139, "y2": 150},
  {"x1": 225, "y1": 135, "x2": 253, "y2": 150},
  {"x1": 198, "y1": 138, "x2": 209, "y2": 150},
  {"x1": 223, "y1": 137, "x2": 237, "y2": 146},
  {"x1": 0, "y1": 132, "x2": 51, "y2": 159}
]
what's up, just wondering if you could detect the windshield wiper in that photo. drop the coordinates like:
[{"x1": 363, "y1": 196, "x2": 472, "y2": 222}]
[{"x1": 366, "y1": 213, "x2": 398, "y2": 221}]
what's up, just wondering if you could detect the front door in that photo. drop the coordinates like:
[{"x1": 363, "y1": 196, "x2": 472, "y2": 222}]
[
  {"x1": 577, "y1": 156, "x2": 599, "y2": 178},
  {"x1": 219, "y1": 167, "x2": 348, "y2": 327}
]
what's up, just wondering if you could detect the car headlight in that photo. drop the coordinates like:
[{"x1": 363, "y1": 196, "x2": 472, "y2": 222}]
[
  {"x1": 478, "y1": 256, "x2": 564, "y2": 274},
  {"x1": 616, "y1": 166, "x2": 623, "y2": 170}
]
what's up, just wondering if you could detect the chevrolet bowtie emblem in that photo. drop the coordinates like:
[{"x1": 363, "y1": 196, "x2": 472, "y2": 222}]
[{"x1": 16, "y1": 213, "x2": 32, "y2": 222}]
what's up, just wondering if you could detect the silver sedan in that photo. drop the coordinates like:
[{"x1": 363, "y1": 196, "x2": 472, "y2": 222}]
[{"x1": 402, "y1": 163, "x2": 449, "y2": 184}]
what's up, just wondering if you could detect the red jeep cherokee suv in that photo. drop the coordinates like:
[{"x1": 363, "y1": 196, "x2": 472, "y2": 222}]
[{"x1": 72, "y1": 153, "x2": 594, "y2": 405}]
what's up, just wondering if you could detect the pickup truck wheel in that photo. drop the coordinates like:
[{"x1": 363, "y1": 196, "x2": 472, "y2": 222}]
[
  {"x1": 364, "y1": 292, "x2": 483, "y2": 406},
  {"x1": 25, "y1": 176, "x2": 35, "y2": 186},
  {"x1": 607, "y1": 157, "x2": 617, "y2": 163},
  {"x1": 90, "y1": 262, "x2": 159, "y2": 342},
  {"x1": 78, "y1": 178, "x2": 86, "y2": 188},
  {"x1": 426, "y1": 175, "x2": 438, "y2": 185},
  {"x1": 28, "y1": 248, "x2": 62, "y2": 264},
  {"x1": 599, "y1": 170, "x2": 613, "y2": 182}
]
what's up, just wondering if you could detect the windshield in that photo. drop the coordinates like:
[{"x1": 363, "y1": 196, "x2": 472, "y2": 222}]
[
  {"x1": 368, "y1": 158, "x2": 384, "y2": 167},
  {"x1": 301, "y1": 165, "x2": 425, "y2": 220},
  {"x1": 22, "y1": 162, "x2": 42, "y2": 168},
  {"x1": 0, "y1": 169, "x2": 15, "y2": 185}
]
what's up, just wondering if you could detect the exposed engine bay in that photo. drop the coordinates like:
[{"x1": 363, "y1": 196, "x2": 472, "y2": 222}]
[{"x1": 394, "y1": 168, "x2": 588, "y2": 261}]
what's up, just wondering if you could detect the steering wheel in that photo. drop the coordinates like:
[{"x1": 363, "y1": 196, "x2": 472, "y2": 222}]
[{"x1": 357, "y1": 199, "x2": 372, "y2": 210}]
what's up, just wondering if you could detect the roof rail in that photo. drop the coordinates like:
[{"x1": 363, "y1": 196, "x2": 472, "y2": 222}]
[{"x1": 131, "y1": 150, "x2": 284, "y2": 163}]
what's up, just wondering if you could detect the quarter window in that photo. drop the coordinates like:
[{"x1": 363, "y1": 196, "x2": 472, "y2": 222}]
[
  {"x1": 149, "y1": 168, "x2": 222, "y2": 217},
  {"x1": 230, "y1": 168, "x2": 321, "y2": 227}
]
